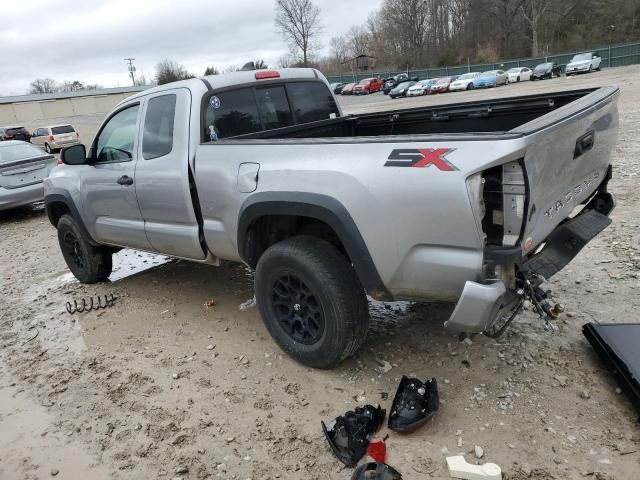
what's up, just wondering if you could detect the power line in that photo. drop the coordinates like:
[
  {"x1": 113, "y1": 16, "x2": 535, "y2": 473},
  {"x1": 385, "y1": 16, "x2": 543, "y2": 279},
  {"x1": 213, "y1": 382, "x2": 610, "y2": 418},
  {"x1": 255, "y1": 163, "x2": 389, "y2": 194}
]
[{"x1": 124, "y1": 57, "x2": 137, "y2": 86}]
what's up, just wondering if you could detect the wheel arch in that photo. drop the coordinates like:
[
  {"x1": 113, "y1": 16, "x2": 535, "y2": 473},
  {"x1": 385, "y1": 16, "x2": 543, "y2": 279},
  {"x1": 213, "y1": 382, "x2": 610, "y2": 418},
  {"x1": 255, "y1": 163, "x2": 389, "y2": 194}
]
[
  {"x1": 45, "y1": 193, "x2": 100, "y2": 246},
  {"x1": 238, "y1": 192, "x2": 392, "y2": 301}
]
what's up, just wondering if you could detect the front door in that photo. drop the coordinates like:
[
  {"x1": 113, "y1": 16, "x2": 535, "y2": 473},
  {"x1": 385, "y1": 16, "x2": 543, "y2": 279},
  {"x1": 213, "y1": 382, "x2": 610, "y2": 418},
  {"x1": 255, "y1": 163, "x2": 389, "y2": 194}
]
[{"x1": 79, "y1": 103, "x2": 153, "y2": 250}]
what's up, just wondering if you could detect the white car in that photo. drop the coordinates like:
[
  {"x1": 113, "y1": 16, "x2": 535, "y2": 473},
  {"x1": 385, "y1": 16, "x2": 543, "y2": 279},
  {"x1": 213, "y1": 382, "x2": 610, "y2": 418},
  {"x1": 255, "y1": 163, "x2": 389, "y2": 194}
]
[
  {"x1": 448, "y1": 72, "x2": 481, "y2": 91},
  {"x1": 566, "y1": 52, "x2": 602, "y2": 75},
  {"x1": 31, "y1": 124, "x2": 80, "y2": 153},
  {"x1": 506, "y1": 67, "x2": 532, "y2": 83},
  {"x1": 406, "y1": 79, "x2": 431, "y2": 96}
]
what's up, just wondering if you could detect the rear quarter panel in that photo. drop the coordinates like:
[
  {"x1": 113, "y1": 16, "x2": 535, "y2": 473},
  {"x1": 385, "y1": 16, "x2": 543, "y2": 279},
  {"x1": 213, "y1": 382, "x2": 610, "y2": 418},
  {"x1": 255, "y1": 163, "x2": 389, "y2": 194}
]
[{"x1": 194, "y1": 136, "x2": 526, "y2": 301}]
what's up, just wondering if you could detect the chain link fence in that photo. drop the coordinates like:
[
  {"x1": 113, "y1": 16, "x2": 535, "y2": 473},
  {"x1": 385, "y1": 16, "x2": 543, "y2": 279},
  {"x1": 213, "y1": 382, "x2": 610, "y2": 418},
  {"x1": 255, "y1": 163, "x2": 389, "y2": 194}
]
[{"x1": 325, "y1": 41, "x2": 640, "y2": 84}]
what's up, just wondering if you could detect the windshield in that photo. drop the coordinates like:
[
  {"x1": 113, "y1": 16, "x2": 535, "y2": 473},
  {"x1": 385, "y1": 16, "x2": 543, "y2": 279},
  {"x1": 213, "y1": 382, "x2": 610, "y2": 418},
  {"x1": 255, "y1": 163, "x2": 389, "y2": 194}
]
[
  {"x1": 535, "y1": 63, "x2": 552, "y2": 71},
  {"x1": 458, "y1": 73, "x2": 478, "y2": 80},
  {"x1": 480, "y1": 71, "x2": 497, "y2": 78},
  {"x1": 435, "y1": 77, "x2": 451, "y2": 85},
  {"x1": 571, "y1": 53, "x2": 592, "y2": 62},
  {"x1": 395, "y1": 82, "x2": 412, "y2": 89},
  {"x1": 414, "y1": 80, "x2": 429, "y2": 87},
  {"x1": 52, "y1": 125, "x2": 75, "y2": 135},
  {"x1": 358, "y1": 79, "x2": 371, "y2": 85},
  {"x1": 0, "y1": 143, "x2": 46, "y2": 164},
  {"x1": 506, "y1": 68, "x2": 521, "y2": 74}
]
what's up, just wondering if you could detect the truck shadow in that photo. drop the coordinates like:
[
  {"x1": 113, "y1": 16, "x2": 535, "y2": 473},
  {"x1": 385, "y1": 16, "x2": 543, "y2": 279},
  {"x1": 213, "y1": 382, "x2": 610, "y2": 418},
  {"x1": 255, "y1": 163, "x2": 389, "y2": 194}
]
[{"x1": 0, "y1": 202, "x2": 46, "y2": 224}]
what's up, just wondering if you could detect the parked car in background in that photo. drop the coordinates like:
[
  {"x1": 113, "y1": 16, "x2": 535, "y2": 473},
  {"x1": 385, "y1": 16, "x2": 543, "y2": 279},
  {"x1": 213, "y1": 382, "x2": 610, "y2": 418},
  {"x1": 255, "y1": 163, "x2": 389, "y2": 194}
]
[
  {"x1": 0, "y1": 126, "x2": 31, "y2": 142},
  {"x1": 566, "y1": 52, "x2": 601, "y2": 75},
  {"x1": 389, "y1": 81, "x2": 416, "y2": 99},
  {"x1": 448, "y1": 72, "x2": 481, "y2": 91},
  {"x1": 354, "y1": 78, "x2": 384, "y2": 95},
  {"x1": 531, "y1": 62, "x2": 563, "y2": 80},
  {"x1": 407, "y1": 78, "x2": 438, "y2": 96},
  {"x1": 340, "y1": 82, "x2": 357, "y2": 95},
  {"x1": 474, "y1": 70, "x2": 507, "y2": 88},
  {"x1": 0, "y1": 141, "x2": 56, "y2": 211},
  {"x1": 31, "y1": 125, "x2": 80, "y2": 153},
  {"x1": 330, "y1": 82, "x2": 347, "y2": 94},
  {"x1": 506, "y1": 67, "x2": 532, "y2": 83},
  {"x1": 429, "y1": 76, "x2": 458, "y2": 93},
  {"x1": 382, "y1": 73, "x2": 409, "y2": 94}
]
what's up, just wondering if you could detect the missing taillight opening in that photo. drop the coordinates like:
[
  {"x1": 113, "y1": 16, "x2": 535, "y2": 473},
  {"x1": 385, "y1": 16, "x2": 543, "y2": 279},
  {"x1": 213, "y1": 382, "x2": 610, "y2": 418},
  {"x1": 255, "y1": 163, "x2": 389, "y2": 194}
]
[{"x1": 481, "y1": 160, "x2": 527, "y2": 247}]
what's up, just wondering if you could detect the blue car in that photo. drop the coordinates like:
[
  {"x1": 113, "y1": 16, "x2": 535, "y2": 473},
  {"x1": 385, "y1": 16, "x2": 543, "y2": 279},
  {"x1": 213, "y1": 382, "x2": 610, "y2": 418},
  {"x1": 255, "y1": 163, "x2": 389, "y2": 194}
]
[{"x1": 472, "y1": 70, "x2": 507, "y2": 88}]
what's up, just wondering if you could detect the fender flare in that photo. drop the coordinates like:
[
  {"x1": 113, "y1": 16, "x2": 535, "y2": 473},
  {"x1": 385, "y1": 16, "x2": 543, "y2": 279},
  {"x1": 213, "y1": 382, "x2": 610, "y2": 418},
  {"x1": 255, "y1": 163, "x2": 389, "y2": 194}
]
[
  {"x1": 44, "y1": 193, "x2": 99, "y2": 246},
  {"x1": 238, "y1": 192, "x2": 392, "y2": 301}
]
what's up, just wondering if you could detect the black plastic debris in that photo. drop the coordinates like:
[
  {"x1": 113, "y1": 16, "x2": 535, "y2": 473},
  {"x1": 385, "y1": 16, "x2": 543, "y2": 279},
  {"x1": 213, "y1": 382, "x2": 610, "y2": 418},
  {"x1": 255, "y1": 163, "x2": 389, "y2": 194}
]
[
  {"x1": 388, "y1": 376, "x2": 439, "y2": 433},
  {"x1": 351, "y1": 462, "x2": 403, "y2": 480},
  {"x1": 583, "y1": 322, "x2": 640, "y2": 415},
  {"x1": 321, "y1": 404, "x2": 386, "y2": 466}
]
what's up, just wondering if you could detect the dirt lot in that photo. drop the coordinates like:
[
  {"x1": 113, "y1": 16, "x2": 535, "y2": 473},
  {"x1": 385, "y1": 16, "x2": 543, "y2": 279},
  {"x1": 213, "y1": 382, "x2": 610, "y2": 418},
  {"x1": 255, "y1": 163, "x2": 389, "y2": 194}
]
[{"x1": 1, "y1": 66, "x2": 639, "y2": 480}]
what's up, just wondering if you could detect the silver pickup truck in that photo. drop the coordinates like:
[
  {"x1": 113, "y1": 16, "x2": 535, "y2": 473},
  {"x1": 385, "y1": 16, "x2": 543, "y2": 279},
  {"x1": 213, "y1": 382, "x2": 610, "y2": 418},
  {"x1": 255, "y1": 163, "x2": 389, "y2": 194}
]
[{"x1": 45, "y1": 68, "x2": 619, "y2": 368}]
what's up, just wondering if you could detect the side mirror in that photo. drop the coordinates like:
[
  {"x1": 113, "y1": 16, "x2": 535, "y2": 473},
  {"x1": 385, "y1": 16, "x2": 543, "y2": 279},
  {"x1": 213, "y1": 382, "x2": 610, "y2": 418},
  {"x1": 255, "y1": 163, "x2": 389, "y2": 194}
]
[{"x1": 60, "y1": 144, "x2": 87, "y2": 165}]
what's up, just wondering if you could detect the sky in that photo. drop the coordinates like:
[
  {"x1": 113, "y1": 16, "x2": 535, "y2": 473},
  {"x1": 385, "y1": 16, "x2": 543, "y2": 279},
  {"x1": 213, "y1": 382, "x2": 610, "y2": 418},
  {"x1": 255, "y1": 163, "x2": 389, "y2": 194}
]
[{"x1": 0, "y1": 0, "x2": 383, "y2": 96}]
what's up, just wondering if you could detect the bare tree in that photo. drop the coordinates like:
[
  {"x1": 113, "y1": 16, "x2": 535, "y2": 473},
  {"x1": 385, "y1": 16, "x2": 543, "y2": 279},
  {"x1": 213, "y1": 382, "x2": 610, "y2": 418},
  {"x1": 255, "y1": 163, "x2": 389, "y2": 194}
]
[
  {"x1": 275, "y1": 0, "x2": 322, "y2": 66},
  {"x1": 254, "y1": 59, "x2": 268, "y2": 69},
  {"x1": 204, "y1": 66, "x2": 220, "y2": 75},
  {"x1": 155, "y1": 60, "x2": 194, "y2": 85},
  {"x1": 60, "y1": 80, "x2": 84, "y2": 92},
  {"x1": 521, "y1": 0, "x2": 550, "y2": 56},
  {"x1": 29, "y1": 78, "x2": 58, "y2": 94}
]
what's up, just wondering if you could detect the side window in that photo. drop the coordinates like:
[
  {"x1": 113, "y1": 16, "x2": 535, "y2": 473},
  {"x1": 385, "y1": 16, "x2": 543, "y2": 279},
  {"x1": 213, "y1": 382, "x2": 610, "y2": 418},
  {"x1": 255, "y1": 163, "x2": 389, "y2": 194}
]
[
  {"x1": 95, "y1": 105, "x2": 139, "y2": 163},
  {"x1": 204, "y1": 88, "x2": 261, "y2": 139},
  {"x1": 143, "y1": 94, "x2": 176, "y2": 160},
  {"x1": 287, "y1": 82, "x2": 339, "y2": 124},
  {"x1": 255, "y1": 86, "x2": 293, "y2": 130}
]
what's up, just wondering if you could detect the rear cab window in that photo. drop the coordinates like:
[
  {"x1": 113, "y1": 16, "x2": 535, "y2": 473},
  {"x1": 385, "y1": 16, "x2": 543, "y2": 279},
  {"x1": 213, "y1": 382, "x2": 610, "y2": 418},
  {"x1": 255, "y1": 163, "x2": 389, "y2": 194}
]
[
  {"x1": 51, "y1": 125, "x2": 75, "y2": 135},
  {"x1": 143, "y1": 94, "x2": 176, "y2": 159},
  {"x1": 202, "y1": 80, "x2": 339, "y2": 140}
]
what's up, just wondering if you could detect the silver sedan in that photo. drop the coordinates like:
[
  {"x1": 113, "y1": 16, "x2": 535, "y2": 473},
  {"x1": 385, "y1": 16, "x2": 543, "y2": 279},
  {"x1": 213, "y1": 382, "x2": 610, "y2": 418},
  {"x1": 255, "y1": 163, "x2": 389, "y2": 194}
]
[{"x1": 0, "y1": 141, "x2": 57, "y2": 211}]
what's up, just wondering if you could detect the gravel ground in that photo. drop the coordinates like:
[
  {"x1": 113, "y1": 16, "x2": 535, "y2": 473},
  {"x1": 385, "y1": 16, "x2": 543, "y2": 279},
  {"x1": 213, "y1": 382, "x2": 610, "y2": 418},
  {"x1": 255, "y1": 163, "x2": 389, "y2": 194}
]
[{"x1": 1, "y1": 66, "x2": 639, "y2": 480}]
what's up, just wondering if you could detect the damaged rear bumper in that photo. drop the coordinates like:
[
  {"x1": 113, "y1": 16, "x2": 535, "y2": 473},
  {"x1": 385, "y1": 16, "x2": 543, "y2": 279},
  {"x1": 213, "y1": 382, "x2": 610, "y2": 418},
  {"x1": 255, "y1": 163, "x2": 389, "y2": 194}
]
[{"x1": 445, "y1": 189, "x2": 615, "y2": 333}]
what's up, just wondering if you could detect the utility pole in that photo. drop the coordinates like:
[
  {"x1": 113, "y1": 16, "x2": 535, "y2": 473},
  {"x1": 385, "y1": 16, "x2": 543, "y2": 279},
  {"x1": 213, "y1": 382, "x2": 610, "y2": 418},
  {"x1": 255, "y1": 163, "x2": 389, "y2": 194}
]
[{"x1": 124, "y1": 58, "x2": 137, "y2": 86}]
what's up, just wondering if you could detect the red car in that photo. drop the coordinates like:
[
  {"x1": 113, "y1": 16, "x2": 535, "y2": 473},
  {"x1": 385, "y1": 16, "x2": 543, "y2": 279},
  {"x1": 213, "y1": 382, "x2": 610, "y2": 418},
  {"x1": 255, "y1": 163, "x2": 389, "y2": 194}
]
[
  {"x1": 340, "y1": 82, "x2": 357, "y2": 95},
  {"x1": 353, "y1": 78, "x2": 384, "y2": 95},
  {"x1": 429, "y1": 76, "x2": 458, "y2": 94}
]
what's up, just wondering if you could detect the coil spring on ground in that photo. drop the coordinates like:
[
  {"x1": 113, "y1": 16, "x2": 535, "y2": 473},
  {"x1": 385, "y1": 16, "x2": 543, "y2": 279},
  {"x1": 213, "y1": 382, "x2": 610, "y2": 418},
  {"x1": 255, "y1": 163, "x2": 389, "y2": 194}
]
[{"x1": 66, "y1": 294, "x2": 116, "y2": 314}]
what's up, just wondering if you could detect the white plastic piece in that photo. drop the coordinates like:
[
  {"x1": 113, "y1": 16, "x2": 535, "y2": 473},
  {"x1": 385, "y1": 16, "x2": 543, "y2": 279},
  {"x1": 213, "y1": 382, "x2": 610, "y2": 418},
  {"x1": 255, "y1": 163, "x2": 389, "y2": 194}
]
[{"x1": 446, "y1": 455, "x2": 501, "y2": 480}]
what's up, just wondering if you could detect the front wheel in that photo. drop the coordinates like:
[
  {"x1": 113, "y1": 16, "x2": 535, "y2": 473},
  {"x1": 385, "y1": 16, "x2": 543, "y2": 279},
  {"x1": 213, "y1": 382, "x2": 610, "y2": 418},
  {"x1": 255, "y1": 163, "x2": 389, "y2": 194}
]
[
  {"x1": 255, "y1": 236, "x2": 370, "y2": 369},
  {"x1": 466, "y1": 83, "x2": 474, "y2": 90},
  {"x1": 57, "y1": 214, "x2": 112, "y2": 283},
  {"x1": 45, "y1": 143, "x2": 52, "y2": 154}
]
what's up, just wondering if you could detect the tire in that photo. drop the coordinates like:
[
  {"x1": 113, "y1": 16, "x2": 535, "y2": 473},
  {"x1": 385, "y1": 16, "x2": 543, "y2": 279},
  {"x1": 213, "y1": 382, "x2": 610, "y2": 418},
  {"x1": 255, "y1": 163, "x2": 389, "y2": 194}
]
[
  {"x1": 466, "y1": 83, "x2": 474, "y2": 90},
  {"x1": 57, "y1": 214, "x2": 112, "y2": 283},
  {"x1": 45, "y1": 143, "x2": 52, "y2": 154},
  {"x1": 517, "y1": 76, "x2": 520, "y2": 82},
  {"x1": 255, "y1": 236, "x2": 370, "y2": 369}
]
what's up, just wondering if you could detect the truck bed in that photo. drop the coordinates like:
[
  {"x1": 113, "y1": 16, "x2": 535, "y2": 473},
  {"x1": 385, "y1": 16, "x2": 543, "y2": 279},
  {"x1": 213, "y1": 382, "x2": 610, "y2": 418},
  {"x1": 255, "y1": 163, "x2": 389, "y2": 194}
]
[{"x1": 230, "y1": 89, "x2": 597, "y2": 140}]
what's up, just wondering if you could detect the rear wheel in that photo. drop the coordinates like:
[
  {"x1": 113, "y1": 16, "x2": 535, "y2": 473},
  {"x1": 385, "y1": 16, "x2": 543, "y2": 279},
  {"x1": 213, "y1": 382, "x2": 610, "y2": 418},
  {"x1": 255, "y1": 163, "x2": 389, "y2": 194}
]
[
  {"x1": 466, "y1": 83, "x2": 474, "y2": 90},
  {"x1": 57, "y1": 214, "x2": 112, "y2": 283},
  {"x1": 255, "y1": 236, "x2": 370, "y2": 369}
]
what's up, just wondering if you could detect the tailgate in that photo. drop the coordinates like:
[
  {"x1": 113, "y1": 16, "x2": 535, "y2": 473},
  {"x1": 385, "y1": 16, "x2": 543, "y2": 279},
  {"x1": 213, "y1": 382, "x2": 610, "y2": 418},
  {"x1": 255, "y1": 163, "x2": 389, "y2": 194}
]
[
  {"x1": 0, "y1": 156, "x2": 57, "y2": 189},
  {"x1": 514, "y1": 86, "x2": 619, "y2": 252}
]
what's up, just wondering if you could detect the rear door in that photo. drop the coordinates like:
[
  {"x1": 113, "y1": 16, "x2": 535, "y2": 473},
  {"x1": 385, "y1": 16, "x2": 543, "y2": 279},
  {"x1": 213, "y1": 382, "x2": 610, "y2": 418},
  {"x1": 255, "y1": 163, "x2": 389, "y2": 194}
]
[
  {"x1": 79, "y1": 102, "x2": 153, "y2": 250},
  {"x1": 52, "y1": 125, "x2": 77, "y2": 147},
  {"x1": 134, "y1": 88, "x2": 207, "y2": 259}
]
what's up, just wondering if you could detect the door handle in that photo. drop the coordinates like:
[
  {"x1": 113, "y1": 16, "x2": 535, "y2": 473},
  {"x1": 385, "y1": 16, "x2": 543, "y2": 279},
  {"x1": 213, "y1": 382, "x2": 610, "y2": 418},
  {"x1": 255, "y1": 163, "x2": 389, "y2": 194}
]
[{"x1": 117, "y1": 175, "x2": 134, "y2": 186}]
